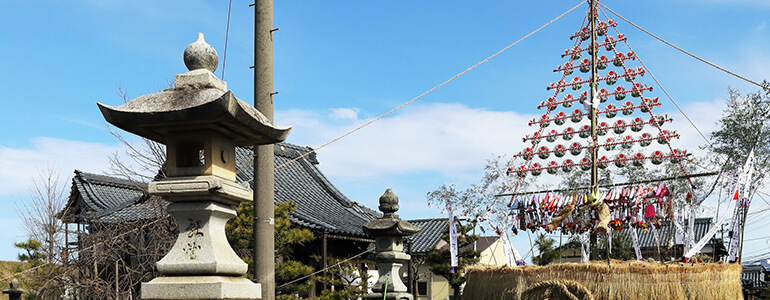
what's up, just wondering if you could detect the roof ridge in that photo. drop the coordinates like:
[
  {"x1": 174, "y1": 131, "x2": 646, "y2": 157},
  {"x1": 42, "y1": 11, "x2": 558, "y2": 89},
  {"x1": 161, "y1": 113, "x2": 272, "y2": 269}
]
[{"x1": 75, "y1": 170, "x2": 146, "y2": 190}]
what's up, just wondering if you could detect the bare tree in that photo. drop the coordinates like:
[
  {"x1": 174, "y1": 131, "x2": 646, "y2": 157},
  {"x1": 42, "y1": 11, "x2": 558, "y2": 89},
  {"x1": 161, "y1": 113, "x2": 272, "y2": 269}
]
[
  {"x1": 15, "y1": 166, "x2": 68, "y2": 263},
  {"x1": 107, "y1": 85, "x2": 166, "y2": 183}
]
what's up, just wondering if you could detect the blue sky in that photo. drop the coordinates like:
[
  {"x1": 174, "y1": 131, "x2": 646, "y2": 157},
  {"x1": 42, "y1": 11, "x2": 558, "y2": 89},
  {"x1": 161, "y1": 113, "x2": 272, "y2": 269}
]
[{"x1": 1, "y1": 0, "x2": 769, "y2": 262}]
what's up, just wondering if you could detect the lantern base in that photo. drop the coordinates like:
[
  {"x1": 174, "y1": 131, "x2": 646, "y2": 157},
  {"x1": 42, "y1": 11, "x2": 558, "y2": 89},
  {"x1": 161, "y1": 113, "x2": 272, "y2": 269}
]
[{"x1": 141, "y1": 276, "x2": 261, "y2": 300}]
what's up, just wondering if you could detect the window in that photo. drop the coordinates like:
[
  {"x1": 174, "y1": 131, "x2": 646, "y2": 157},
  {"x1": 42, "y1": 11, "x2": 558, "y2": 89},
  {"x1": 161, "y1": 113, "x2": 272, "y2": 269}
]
[{"x1": 417, "y1": 281, "x2": 428, "y2": 297}]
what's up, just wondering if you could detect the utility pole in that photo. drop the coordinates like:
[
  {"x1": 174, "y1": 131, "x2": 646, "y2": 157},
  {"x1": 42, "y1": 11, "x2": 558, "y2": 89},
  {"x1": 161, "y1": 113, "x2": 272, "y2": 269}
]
[
  {"x1": 588, "y1": 0, "x2": 599, "y2": 261},
  {"x1": 254, "y1": 0, "x2": 276, "y2": 299}
]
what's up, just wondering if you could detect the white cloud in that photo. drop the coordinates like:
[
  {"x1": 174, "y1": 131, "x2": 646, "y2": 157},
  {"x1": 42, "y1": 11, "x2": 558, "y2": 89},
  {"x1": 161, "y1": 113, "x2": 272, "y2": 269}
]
[
  {"x1": 329, "y1": 108, "x2": 360, "y2": 121},
  {"x1": 278, "y1": 103, "x2": 536, "y2": 178},
  {"x1": 0, "y1": 137, "x2": 131, "y2": 196}
]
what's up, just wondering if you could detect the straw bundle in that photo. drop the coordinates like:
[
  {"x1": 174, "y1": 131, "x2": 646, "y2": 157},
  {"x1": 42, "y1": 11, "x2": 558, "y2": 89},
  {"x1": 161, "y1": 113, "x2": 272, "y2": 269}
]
[{"x1": 464, "y1": 260, "x2": 741, "y2": 300}]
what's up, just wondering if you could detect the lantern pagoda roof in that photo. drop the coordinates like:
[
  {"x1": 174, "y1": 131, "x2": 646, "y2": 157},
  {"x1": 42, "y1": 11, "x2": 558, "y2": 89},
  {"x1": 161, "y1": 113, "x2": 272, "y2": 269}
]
[{"x1": 97, "y1": 33, "x2": 291, "y2": 146}]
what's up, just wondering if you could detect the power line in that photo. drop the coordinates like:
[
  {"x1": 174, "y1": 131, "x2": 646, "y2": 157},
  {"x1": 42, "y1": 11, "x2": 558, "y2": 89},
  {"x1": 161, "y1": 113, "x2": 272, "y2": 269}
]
[{"x1": 221, "y1": 0, "x2": 234, "y2": 80}]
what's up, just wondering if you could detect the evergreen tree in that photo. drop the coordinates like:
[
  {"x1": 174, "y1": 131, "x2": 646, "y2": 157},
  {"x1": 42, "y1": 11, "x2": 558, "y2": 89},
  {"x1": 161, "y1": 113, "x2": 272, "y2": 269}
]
[
  {"x1": 426, "y1": 219, "x2": 480, "y2": 299},
  {"x1": 14, "y1": 239, "x2": 46, "y2": 267},
  {"x1": 226, "y1": 200, "x2": 315, "y2": 299},
  {"x1": 532, "y1": 233, "x2": 559, "y2": 266}
]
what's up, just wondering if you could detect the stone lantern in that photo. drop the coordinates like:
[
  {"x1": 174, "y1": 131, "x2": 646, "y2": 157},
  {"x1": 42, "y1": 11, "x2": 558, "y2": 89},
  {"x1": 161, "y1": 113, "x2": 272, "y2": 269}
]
[
  {"x1": 98, "y1": 33, "x2": 291, "y2": 300},
  {"x1": 2, "y1": 279, "x2": 24, "y2": 300},
  {"x1": 363, "y1": 189, "x2": 421, "y2": 300}
]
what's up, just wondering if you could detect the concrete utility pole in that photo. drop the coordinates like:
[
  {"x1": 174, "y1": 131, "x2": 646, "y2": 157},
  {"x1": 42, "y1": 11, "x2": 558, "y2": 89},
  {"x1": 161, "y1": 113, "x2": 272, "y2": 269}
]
[{"x1": 254, "y1": 0, "x2": 276, "y2": 299}]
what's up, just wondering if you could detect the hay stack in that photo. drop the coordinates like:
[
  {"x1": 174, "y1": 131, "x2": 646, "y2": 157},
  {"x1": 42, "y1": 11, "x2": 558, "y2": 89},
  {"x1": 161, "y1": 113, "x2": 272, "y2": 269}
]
[{"x1": 464, "y1": 260, "x2": 741, "y2": 300}]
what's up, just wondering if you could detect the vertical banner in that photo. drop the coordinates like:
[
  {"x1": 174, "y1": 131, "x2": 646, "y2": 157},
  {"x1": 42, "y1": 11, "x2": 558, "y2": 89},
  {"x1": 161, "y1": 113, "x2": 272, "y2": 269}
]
[{"x1": 448, "y1": 205, "x2": 459, "y2": 274}]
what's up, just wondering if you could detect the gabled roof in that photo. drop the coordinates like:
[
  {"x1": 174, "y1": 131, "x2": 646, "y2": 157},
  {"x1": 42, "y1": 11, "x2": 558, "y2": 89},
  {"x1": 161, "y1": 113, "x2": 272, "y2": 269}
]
[
  {"x1": 235, "y1": 143, "x2": 381, "y2": 238},
  {"x1": 406, "y1": 218, "x2": 500, "y2": 254},
  {"x1": 61, "y1": 170, "x2": 149, "y2": 223},
  {"x1": 407, "y1": 218, "x2": 447, "y2": 253}
]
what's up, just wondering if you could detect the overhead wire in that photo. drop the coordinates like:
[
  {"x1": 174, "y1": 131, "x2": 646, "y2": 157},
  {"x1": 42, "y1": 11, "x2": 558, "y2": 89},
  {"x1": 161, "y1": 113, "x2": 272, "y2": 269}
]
[
  {"x1": 221, "y1": 0, "x2": 234, "y2": 80},
  {"x1": 598, "y1": 2, "x2": 769, "y2": 91},
  {"x1": 596, "y1": 6, "x2": 721, "y2": 158},
  {"x1": 271, "y1": 0, "x2": 589, "y2": 172}
]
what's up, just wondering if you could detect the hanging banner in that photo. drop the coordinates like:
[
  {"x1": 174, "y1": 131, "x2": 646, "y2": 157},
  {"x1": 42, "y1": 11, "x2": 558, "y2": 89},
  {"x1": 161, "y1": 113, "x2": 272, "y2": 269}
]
[
  {"x1": 447, "y1": 205, "x2": 459, "y2": 273},
  {"x1": 629, "y1": 227, "x2": 643, "y2": 260},
  {"x1": 685, "y1": 200, "x2": 733, "y2": 258}
]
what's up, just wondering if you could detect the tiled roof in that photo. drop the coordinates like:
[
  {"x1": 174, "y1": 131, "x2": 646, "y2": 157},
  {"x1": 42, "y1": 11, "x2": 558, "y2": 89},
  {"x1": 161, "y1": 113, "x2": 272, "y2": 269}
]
[
  {"x1": 65, "y1": 143, "x2": 381, "y2": 236},
  {"x1": 637, "y1": 218, "x2": 713, "y2": 249},
  {"x1": 741, "y1": 265, "x2": 770, "y2": 288},
  {"x1": 407, "y1": 218, "x2": 447, "y2": 253},
  {"x1": 235, "y1": 143, "x2": 381, "y2": 238},
  {"x1": 405, "y1": 218, "x2": 499, "y2": 254},
  {"x1": 62, "y1": 170, "x2": 150, "y2": 223}
]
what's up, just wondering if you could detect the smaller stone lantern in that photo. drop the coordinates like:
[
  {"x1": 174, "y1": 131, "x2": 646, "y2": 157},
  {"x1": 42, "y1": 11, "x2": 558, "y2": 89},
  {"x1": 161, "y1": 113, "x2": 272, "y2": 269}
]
[
  {"x1": 98, "y1": 33, "x2": 291, "y2": 300},
  {"x1": 2, "y1": 279, "x2": 24, "y2": 300},
  {"x1": 363, "y1": 189, "x2": 421, "y2": 300}
]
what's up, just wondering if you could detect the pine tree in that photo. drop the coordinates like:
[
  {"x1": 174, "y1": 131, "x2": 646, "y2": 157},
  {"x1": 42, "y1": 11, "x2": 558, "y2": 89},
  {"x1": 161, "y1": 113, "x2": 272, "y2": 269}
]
[
  {"x1": 226, "y1": 200, "x2": 315, "y2": 299},
  {"x1": 426, "y1": 219, "x2": 480, "y2": 299}
]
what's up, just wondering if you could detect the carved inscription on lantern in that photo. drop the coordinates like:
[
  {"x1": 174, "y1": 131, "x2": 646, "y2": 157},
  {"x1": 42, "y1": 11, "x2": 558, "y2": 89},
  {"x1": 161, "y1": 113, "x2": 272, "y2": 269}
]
[{"x1": 182, "y1": 219, "x2": 205, "y2": 259}]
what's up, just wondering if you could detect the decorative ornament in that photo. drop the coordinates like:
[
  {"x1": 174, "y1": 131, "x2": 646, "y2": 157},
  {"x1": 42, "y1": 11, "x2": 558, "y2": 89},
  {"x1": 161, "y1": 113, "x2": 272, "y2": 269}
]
[
  {"x1": 605, "y1": 104, "x2": 617, "y2": 118},
  {"x1": 615, "y1": 153, "x2": 627, "y2": 168},
  {"x1": 569, "y1": 142, "x2": 583, "y2": 156},
  {"x1": 538, "y1": 146, "x2": 550, "y2": 159},
  {"x1": 531, "y1": 163, "x2": 542, "y2": 176},
  {"x1": 562, "y1": 159, "x2": 574, "y2": 173},
  {"x1": 598, "y1": 88, "x2": 610, "y2": 102},
  {"x1": 671, "y1": 149, "x2": 685, "y2": 163},
  {"x1": 605, "y1": 70, "x2": 618, "y2": 85},
  {"x1": 571, "y1": 109, "x2": 583, "y2": 123},
  {"x1": 621, "y1": 135, "x2": 634, "y2": 149},
  {"x1": 614, "y1": 86, "x2": 626, "y2": 100},
  {"x1": 580, "y1": 157, "x2": 591, "y2": 171},
  {"x1": 562, "y1": 127, "x2": 575, "y2": 140},
  {"x1": 604, "y1": 137, "x2": 616, "y2": 151},
  {"x1": 597, "y1": 55, "x2": 609, "y2": 70},
  {"x1": 614, "y1": 52, "x2": 625, "y2": 67},
  {"x1": 554, "y1": 144, "x2": 567, "y2": 157},
  {"x1": 579, "y1": 58, "x2": 591, "y2": 73},
  {"x1": 554, "y1": 111, "x2": 566, "y2": 126},
  {"x1": 639, "y1": 133, "x2": 652, "y2": 147},
  {"x1": 651, "y1": 150, "x2": 663, "y2": 165},
  {"x1": 546, "y1": 129, "x2": 558, "y2": 142},
  {"x1": 597, "y1": 156, "x2": 609, "y2": 169},
  {"x1": 579, "y1": 125, "x2": 590, "y2": 138},
  {"x1": 571, "y1": 76, "x2": 583, "y2": 90},
  {"x1": 622, "y1": 101, "x2": 634, "y2": 115},
  {"x1": 633, "y1": 152, "x2": 645, "y2": 167},
  {"x1": 597, "y1": 122, "x2": 608, "y2": 136},
  {"x1": 631, "y1": 117, "x2": 644, "y2": 132},
  {"x1": 547, "y1": 161, "x2": 559, "y2": 174},
  {"x1": 613, "y1": 119, "x2": 627, "y2": 134}
]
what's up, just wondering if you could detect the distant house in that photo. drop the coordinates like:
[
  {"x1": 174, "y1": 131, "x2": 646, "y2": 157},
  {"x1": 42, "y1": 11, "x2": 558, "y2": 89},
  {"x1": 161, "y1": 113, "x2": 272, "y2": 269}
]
[
  {"x1": 741, "y1": 259, "x2": 770, "y2": 299},
  {"x1": 406, "y1": 218, "x2": 513, "y2": 300},
  {"x1": 61, "y1": 142, "x2": 382, "y2": 296}
]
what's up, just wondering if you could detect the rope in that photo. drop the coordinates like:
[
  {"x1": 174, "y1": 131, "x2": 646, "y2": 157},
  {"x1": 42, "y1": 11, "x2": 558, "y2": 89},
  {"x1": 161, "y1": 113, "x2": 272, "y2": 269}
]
[
  {"x1": 521, "y1": 279, "x2": 594, "y2": 300},
  {"x1": 596, "y1": 7, "x2": 718, "y2": 155},
  {"x1": 221, "y1": 0, "x2": 234, "y2": 80},
  {"x1": 598, "y1": 2, "x2": 770, "y2": 91},
  {"x1": 276, "y1": 248, "x2": 374, "y2": 288},
  {"x1": 272, "y1": 1, "x2": 588, "y2": 171}
]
